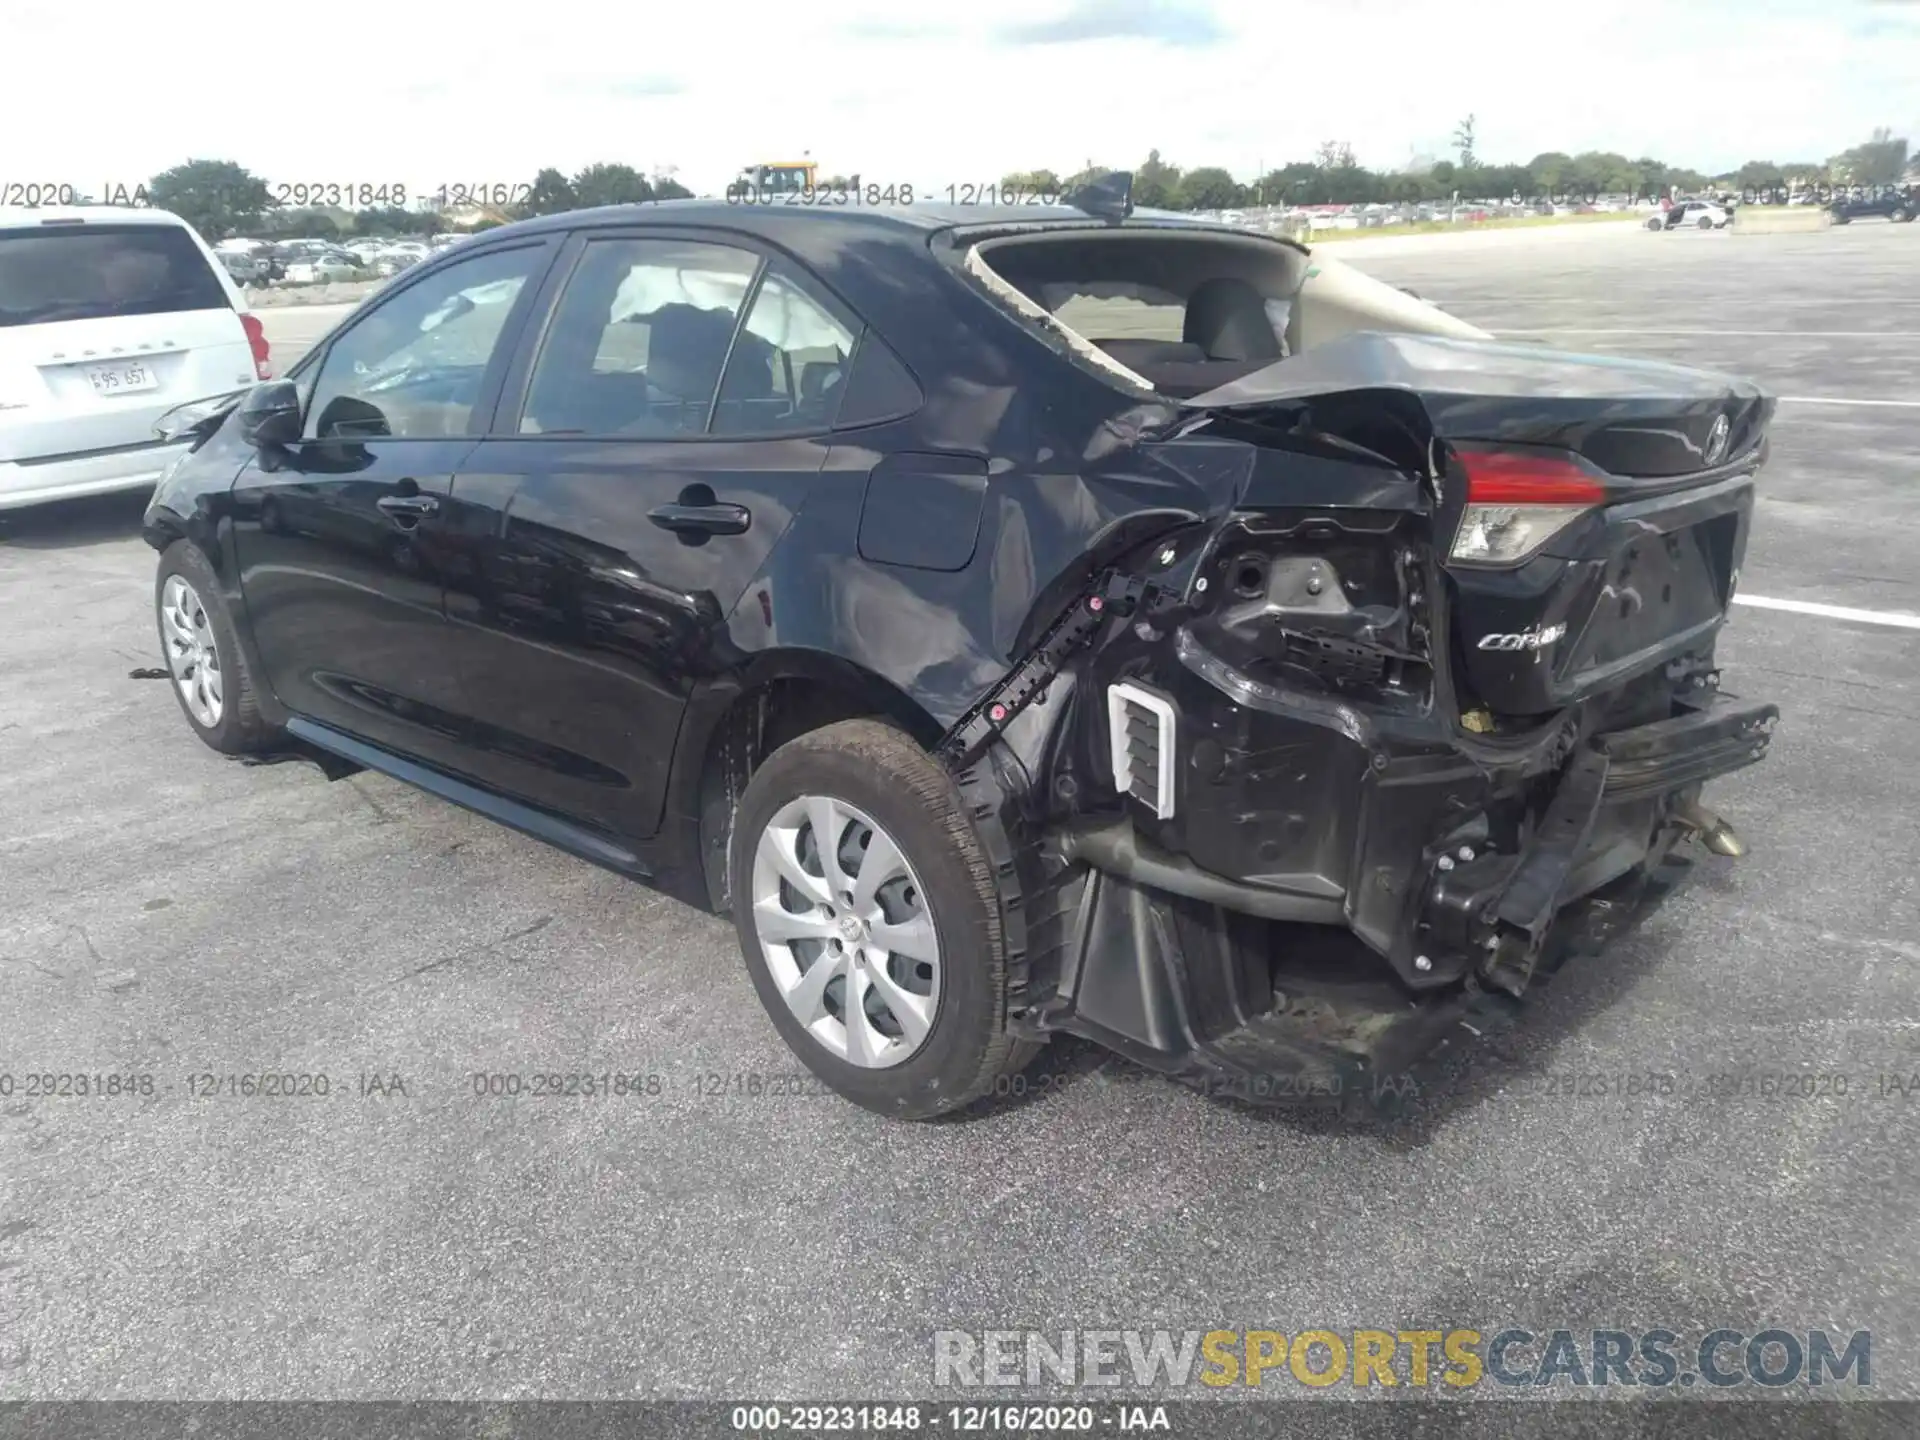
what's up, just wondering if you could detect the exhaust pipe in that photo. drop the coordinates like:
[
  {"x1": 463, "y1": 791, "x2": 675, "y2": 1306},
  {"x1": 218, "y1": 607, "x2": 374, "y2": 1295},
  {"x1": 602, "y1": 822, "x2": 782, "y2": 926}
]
[{"x1": 1674, "y1": 798, "x2": 1746, "y2": 857}]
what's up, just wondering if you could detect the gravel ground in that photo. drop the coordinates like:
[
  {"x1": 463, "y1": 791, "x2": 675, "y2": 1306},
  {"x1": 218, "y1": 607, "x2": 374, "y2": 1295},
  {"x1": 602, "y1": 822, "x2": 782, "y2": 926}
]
[{"x1": 2, "y1": 220, "x2": 1917, "y2": 1411}]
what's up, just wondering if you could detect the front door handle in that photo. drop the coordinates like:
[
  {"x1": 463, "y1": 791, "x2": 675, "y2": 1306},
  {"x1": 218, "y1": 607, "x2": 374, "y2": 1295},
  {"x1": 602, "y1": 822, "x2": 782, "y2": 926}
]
[
  {"x1": 648, "y1": 502, "x2": 749, "y2": 536},
  {"x1": 377, "y1": 493, "x2": 440, "y2": 519}
]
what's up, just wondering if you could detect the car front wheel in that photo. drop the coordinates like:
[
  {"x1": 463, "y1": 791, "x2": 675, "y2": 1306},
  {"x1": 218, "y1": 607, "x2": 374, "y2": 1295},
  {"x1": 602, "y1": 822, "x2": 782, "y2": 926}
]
[
  {"x1": 1894, "y1": 206, "x2": 1912, "y2": 223},
  {"x1": 728, "y1": 719, "x2": 1040, "y2": 1118},
  {"x1": 155, "y1": 540, "x2": 276, "y2": 755}
]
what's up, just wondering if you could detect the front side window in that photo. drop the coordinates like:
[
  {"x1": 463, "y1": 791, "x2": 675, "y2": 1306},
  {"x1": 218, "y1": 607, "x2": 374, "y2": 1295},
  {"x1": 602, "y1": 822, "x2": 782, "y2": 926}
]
[
  {"x1": 304, "y1": 244, "x2": 541, "y2": 439},
  {"x1": 519, "y1": 237, "x2": 759, "y2": 437},
  {"x1": 711, "y1": 262, "x2": 858, "y2": 435}
]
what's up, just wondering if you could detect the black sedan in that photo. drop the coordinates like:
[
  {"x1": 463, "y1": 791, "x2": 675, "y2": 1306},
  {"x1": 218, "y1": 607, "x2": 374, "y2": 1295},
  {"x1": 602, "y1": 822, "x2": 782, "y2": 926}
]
[
  {"x1": 143, "y1": 179, "x2": 1779, "y2": 1118},
  {"x1": 1829, "y1": 186, "x2": 1915, "y2": 223}
]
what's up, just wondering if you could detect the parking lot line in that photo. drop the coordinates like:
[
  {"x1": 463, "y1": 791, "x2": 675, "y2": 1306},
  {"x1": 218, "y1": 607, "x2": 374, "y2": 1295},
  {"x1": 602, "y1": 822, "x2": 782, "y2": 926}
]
[{"x1": 1735, "y1": 594, "x2": 1920, "y2": 629}]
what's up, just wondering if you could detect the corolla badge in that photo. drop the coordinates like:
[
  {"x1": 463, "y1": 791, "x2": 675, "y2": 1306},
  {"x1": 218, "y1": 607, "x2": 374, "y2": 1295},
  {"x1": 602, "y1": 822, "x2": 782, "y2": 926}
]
[
  {"x1": 1706, "y1": 413, "x2": 1731, "y2": 465},
  {"x1": 1479, "y1": 623, "x2": 1567, "y2": 652}
]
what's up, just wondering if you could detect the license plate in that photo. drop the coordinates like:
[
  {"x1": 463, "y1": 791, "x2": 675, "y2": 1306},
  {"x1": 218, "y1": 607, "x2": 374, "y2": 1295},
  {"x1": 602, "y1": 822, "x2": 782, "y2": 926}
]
[{"x1": 85, "y1": 360, "x2": 158, "y2": 395}]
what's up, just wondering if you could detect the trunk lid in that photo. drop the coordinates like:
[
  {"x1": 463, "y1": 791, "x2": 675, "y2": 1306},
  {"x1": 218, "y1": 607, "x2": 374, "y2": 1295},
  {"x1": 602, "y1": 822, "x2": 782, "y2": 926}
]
[
  {"x1": 1185, "y1": 331, "x2": 1771, "y2": 478},
  {"x1": 1185, "y1": 333, "x2": 1773, "y2": 718}
]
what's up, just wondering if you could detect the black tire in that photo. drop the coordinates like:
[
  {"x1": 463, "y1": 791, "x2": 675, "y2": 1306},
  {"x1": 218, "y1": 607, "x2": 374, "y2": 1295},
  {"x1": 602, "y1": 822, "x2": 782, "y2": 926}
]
[
  {"x1": 728, "y1": 718, "x2": 1041, "y2": 1119},
  {"x1": 1696, "y1": 215, "x2": 1713, "y2": 230},
  {"x1": 154, "y1": 539, "x2": 277, "y2": 755},
  {"x1": 1893, "y1": 207, "x2": 1912, "y2": 223},
  {"x1": 1646, "y1": 217, "x2": 1664, "y2": 231}
]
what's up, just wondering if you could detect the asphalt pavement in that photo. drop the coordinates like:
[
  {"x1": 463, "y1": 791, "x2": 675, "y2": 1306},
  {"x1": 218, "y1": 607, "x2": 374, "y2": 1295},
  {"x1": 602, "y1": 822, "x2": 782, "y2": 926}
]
[{"x1": 2, "y1": 221, "x2": 1917, "y2": 1403}]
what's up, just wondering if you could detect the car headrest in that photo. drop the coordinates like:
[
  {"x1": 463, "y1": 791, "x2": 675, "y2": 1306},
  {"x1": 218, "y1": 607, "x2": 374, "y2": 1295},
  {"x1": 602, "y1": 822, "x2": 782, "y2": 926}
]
[
  {"x1": 641, "y1": 303, "x2": 737, "y2": 402},
  {"x1": 1183, "y1": 277, "x2": 1284, "y2": 363}
]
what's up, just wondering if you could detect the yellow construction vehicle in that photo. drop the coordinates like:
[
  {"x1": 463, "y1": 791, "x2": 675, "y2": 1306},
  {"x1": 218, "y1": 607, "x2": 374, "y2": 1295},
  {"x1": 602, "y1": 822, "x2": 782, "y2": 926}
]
[{"x1": 728, "y1": 158, "x2": 850, "y2": 201}]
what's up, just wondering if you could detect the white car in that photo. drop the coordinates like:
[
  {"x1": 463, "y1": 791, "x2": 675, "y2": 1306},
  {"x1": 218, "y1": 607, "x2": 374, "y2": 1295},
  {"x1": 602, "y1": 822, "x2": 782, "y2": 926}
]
[
  {"x1": 1649, "y1": 200, "x2": 1732, "y2": 231},
  {"x1": 284, "y1": 251, "x2": 364, "y2": 285},
  {"x1": 0, "y1": 206, "x2": 270, "y2": 511}
]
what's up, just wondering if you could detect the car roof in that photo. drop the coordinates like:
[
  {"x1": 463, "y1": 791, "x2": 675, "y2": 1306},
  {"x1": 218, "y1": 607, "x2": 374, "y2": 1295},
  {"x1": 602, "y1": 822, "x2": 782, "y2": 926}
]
[
  {"x1": 0, "y1": 205, "x2": 198, "y2": 230},
  {"x1": 486, "y1": 198, "x2": 1256, "y2": 245}
]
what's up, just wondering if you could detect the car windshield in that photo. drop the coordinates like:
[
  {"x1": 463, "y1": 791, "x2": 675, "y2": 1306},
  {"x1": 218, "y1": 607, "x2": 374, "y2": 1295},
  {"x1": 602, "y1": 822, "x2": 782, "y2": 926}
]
[{"x1": 0, "y1": 223, "x2": 230, "y2": 327}]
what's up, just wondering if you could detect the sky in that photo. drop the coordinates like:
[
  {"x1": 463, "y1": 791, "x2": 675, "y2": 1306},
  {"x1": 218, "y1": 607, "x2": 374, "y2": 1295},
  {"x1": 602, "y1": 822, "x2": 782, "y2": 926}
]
[{"x1": 2, "y1": 0, "x2": 1916, "y2": 198}]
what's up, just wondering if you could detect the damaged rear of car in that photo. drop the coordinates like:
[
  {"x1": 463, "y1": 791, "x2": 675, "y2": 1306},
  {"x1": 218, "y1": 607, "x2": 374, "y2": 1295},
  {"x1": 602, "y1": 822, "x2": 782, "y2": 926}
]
[
  {"x1": 142, "y1": 193, "x2": 1777, "y2": 1121},
  {"x1": 930, "y1": 214, "x2": 1777, "y2": 1109}
]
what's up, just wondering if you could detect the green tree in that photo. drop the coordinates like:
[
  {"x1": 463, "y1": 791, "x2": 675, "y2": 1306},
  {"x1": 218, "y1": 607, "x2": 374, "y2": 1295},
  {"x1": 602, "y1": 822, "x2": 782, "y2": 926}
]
[
  {"x1": 517, "y1": 167, "x2": 577, "y2": 218},
  {"x1": 260, "y1": 206, "x2": 343, "y2": 239},
  {"x1": 570, "y1": 163, "x2": 654, "y2": 208},
  {"x1": 1526, "y1": 152, "x2": 1571, "y2": 194},
  {"x1": 1001, "y1": 169, "x2": 1063, "y2": 195},
  {"x1": 146, "y1": 159, "x2": 273, "y2": 241},
  {"x1": 1315, "y1": 139, "x2": 1356, "y2": 170},
  {"x1": 348, "y1": 204, "x2": 420, "y2": 237},
  {"x1": 1633, "y1": 157, "x2": 1670, "y2": 200},
  {"x1": 1452, "y1": 115, "x2": 1478, "y2": 169},
  {"x1": 1833, "y1": 128, "x2": 1909, "y2": 185},
  {"x1": 1134, "y1": 149, "x2": 1183, "y2": 209},
  {"x1": 1178, "y1": 166, "x2": 1242, "y2": 210}
]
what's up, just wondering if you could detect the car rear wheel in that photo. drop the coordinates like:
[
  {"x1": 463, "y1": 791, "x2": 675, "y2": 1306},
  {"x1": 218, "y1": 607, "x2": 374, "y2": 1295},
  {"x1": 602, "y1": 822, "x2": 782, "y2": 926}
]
[
  {"x1": 1697, "y1": 215, "x2": 1713, "y2": 229},
  {"x1": 1894, "y1": 206, "x2": 1912, "y2": 223},
  {"x1": 729, "y1": 719, "x2": 1040, "y2": 1119},
  {"x1": 155, "y1": 540, "x2": 276, "y2": 755}
]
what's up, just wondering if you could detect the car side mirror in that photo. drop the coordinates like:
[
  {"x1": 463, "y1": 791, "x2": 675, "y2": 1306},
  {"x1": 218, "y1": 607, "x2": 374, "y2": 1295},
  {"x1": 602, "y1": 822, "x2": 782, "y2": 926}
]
[{"x1": 236, "y1": 380, "x2": 303, "y2": 448}]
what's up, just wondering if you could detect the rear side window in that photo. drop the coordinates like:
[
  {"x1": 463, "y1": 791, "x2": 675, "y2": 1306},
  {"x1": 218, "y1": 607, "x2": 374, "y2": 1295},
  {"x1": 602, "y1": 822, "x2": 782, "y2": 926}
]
[
  {"x1": 0, "y1": 224, "x2": 230, "y2": 327},
  {"x1": 711, "y1": 262, "x2": 858, "y2": 435},
  {"x1": 519, "y1": 237, "x2": 759, "y2": 437}
]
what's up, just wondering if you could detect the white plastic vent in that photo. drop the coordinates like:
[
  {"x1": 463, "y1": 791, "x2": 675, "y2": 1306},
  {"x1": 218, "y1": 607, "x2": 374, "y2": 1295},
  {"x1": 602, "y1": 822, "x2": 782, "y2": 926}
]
[{"x1": 1107, "y1": 681, "x2": 1177, "y2": 819}]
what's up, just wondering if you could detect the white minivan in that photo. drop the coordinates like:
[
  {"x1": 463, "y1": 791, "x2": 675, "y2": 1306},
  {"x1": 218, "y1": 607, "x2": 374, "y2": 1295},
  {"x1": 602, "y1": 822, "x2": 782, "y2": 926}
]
[{"x1": 0, "y1": 206, "x2": 272, "y2": 510}]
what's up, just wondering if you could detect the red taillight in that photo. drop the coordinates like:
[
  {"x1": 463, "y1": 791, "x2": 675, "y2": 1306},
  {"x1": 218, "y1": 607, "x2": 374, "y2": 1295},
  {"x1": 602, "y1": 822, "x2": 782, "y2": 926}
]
[
  {"x1": 240, "y1": 312, "x2": 272, "y2": 380},
  {"x1": 1457, "y1": 449, "x2": 1606, "y2": 505},
  {"x1": 1451, "y1": 448, "x2": 1606, "y2": 566}
]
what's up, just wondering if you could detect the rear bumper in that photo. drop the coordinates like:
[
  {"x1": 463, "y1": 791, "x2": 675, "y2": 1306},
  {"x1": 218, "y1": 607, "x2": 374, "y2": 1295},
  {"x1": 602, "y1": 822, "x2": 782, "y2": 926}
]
[
  {"x1": 1023, "y1": 633, "x2": 1777, "y2": 1105},
  {"x1": 0, "y1": 438, "x2": 188, "y2": 510}
]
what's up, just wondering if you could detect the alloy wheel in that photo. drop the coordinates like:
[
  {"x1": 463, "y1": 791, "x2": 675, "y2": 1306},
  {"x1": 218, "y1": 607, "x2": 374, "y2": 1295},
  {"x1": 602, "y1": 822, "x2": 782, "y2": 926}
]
[
  {"x1": 160, "y1": 574, "x2": 224, "y2": 728},
  {"x1": 749, "y1": 793, "x2": 941, "y2": 1069}
]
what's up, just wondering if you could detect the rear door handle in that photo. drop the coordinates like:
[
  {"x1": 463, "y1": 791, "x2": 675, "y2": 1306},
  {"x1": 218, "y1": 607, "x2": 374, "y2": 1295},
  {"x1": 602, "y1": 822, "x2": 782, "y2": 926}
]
[
  {"x1": 648, "y1": 502, "x2": 750, "y2": 536},
  {"x1": 377, "y1": 494, "x2": 440, "y2": 518}
]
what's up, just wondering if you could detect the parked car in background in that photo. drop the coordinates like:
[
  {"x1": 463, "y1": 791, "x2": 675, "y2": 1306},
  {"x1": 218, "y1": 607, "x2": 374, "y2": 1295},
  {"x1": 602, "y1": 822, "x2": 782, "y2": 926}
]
[
  {"x1": 284, "y1": 250, "x2": 366, "y2": 285},
  {"x1": 1829, "y1": 188, "x2": 1915, "y2": 223},
  {"x1": 217, "y1": 250, "x2": 269, "y2": 287},
  {"x1": 0, "y1": 205, "x2": 270, "y2": 510},
  {"x1": 372, "y1": 250, "x2": 423, "y2": 278},
  {"x1": 1649, "y1": 200, "x2": 1731, "y2": 230}
]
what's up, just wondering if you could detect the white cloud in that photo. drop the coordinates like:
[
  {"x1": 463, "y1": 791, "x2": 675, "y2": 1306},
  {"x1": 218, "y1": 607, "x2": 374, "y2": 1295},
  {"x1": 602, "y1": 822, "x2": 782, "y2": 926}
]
[{"x1": 1, "y1": 0, "x2": 1913, "y2": 197}]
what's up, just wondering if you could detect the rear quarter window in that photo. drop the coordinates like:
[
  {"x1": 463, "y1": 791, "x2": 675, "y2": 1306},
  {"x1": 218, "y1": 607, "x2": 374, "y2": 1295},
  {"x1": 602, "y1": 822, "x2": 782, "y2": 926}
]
[{"x1": 0, "y1": 223, "x2": 230, "y2": 327}]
